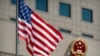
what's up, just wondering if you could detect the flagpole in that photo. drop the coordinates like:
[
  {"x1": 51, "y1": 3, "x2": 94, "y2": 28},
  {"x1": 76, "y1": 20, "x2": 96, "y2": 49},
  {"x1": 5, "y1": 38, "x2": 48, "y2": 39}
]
[{"x1": 16, "y1": 0, "x2": 19, "y2": 56}]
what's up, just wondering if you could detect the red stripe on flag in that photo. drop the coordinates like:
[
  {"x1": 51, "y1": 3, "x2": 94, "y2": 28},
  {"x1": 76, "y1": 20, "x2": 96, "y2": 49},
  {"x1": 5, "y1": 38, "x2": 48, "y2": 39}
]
[
  {"x1": 31, "y1": 18, "x2": 59, "y2": 42},
  {"x1": 32, "y1": 27, "x2": 57, "y2": 47},
  {"x1": 32, "y1": 12, "x2": 62, "y2": 39}
]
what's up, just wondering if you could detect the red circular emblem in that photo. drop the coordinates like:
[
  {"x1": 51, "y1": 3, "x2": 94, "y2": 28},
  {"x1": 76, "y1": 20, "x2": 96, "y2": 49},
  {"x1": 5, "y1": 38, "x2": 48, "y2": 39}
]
[{"x1": 71, "y1": 38, "x2": 87, "y2": 56}]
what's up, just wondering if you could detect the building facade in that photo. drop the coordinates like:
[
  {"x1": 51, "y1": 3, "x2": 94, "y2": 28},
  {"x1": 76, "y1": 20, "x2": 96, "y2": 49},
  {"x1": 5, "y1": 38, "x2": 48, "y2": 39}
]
[{"x1": 0, "y1": 0, "x2": 100, "y2": 56}]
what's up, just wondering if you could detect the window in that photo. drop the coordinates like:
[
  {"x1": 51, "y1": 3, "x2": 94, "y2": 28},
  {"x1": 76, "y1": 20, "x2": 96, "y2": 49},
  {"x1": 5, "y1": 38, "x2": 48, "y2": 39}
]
[
  {"x1": 11, "y1": 0, "x2": 16, "y2": 5},
  {"x1": 36, "y1": 0, "x2": 48, "y2": 12},
  {"x1": 82, "y1": 8, "x2": 93, "y2": 22},
  {"x1": 59, "y1": 28, "x2": 71, "y2": 33},
  {"x1": 10, "y1": 18, "x2": 16, "y2": 22},
  {"x1": 59, "y1": 3, "x2": 71, "y2": 17},
  {"x1": 82, "y1": 33, "x2": 93, "y2": 38}
]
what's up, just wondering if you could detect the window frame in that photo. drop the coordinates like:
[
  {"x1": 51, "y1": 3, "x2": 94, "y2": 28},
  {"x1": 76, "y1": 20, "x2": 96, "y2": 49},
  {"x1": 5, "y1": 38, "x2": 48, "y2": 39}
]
[
  {"x1": 82, "y1": 8, "x2": 93, "y2": 23},
  {"x1": 36, "y1": 0, "x2": 48, "y2": 12},
  {"x1": 59, "y1": 2, "x2": 71, "y2": 17}
]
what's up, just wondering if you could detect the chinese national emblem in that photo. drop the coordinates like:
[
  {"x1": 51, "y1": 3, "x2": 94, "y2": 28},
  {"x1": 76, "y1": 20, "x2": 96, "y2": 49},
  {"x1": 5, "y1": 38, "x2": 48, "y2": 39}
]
[{"x1": 70, "y1": 38, "x2": 87, "y2": 56}]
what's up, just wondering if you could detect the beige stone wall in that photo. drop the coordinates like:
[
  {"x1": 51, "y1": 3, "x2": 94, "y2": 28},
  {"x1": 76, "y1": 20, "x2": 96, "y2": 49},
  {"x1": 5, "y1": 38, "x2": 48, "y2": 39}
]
[{"x1": 0, "y1": 0, "x2": 100, "y2": 56}]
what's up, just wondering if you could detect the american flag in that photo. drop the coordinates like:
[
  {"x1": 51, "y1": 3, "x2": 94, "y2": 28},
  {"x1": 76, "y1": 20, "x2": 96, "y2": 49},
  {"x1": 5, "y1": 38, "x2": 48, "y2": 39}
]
[{"x1": 18, "y1": 0, "x2": 63, "y2": 56}]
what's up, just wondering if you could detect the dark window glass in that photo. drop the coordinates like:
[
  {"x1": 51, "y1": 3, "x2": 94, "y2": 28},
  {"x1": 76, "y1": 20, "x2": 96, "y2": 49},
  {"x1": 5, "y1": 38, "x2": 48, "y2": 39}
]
[
  {"x1": 36, "y1": 0, "x2": 48, "y2": 12},
  {"x1": 82, "y1": 33, "x2": 93, "y2": 38},
  {"x1": 10, "y1": 18, "x2": 16, "y2": 22},
  {"x1": 60, "y1": 3, "x2": 71, "y2": 17},
  {"x1": 59, "y1": 29, "x2": 71, "y2": 33},
  {"x1": 82, "y1": 8, "x2": 93, "y2": 22},
  {"x1": 11, "y1": 0, "x2": 16, "y2": 5}
]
